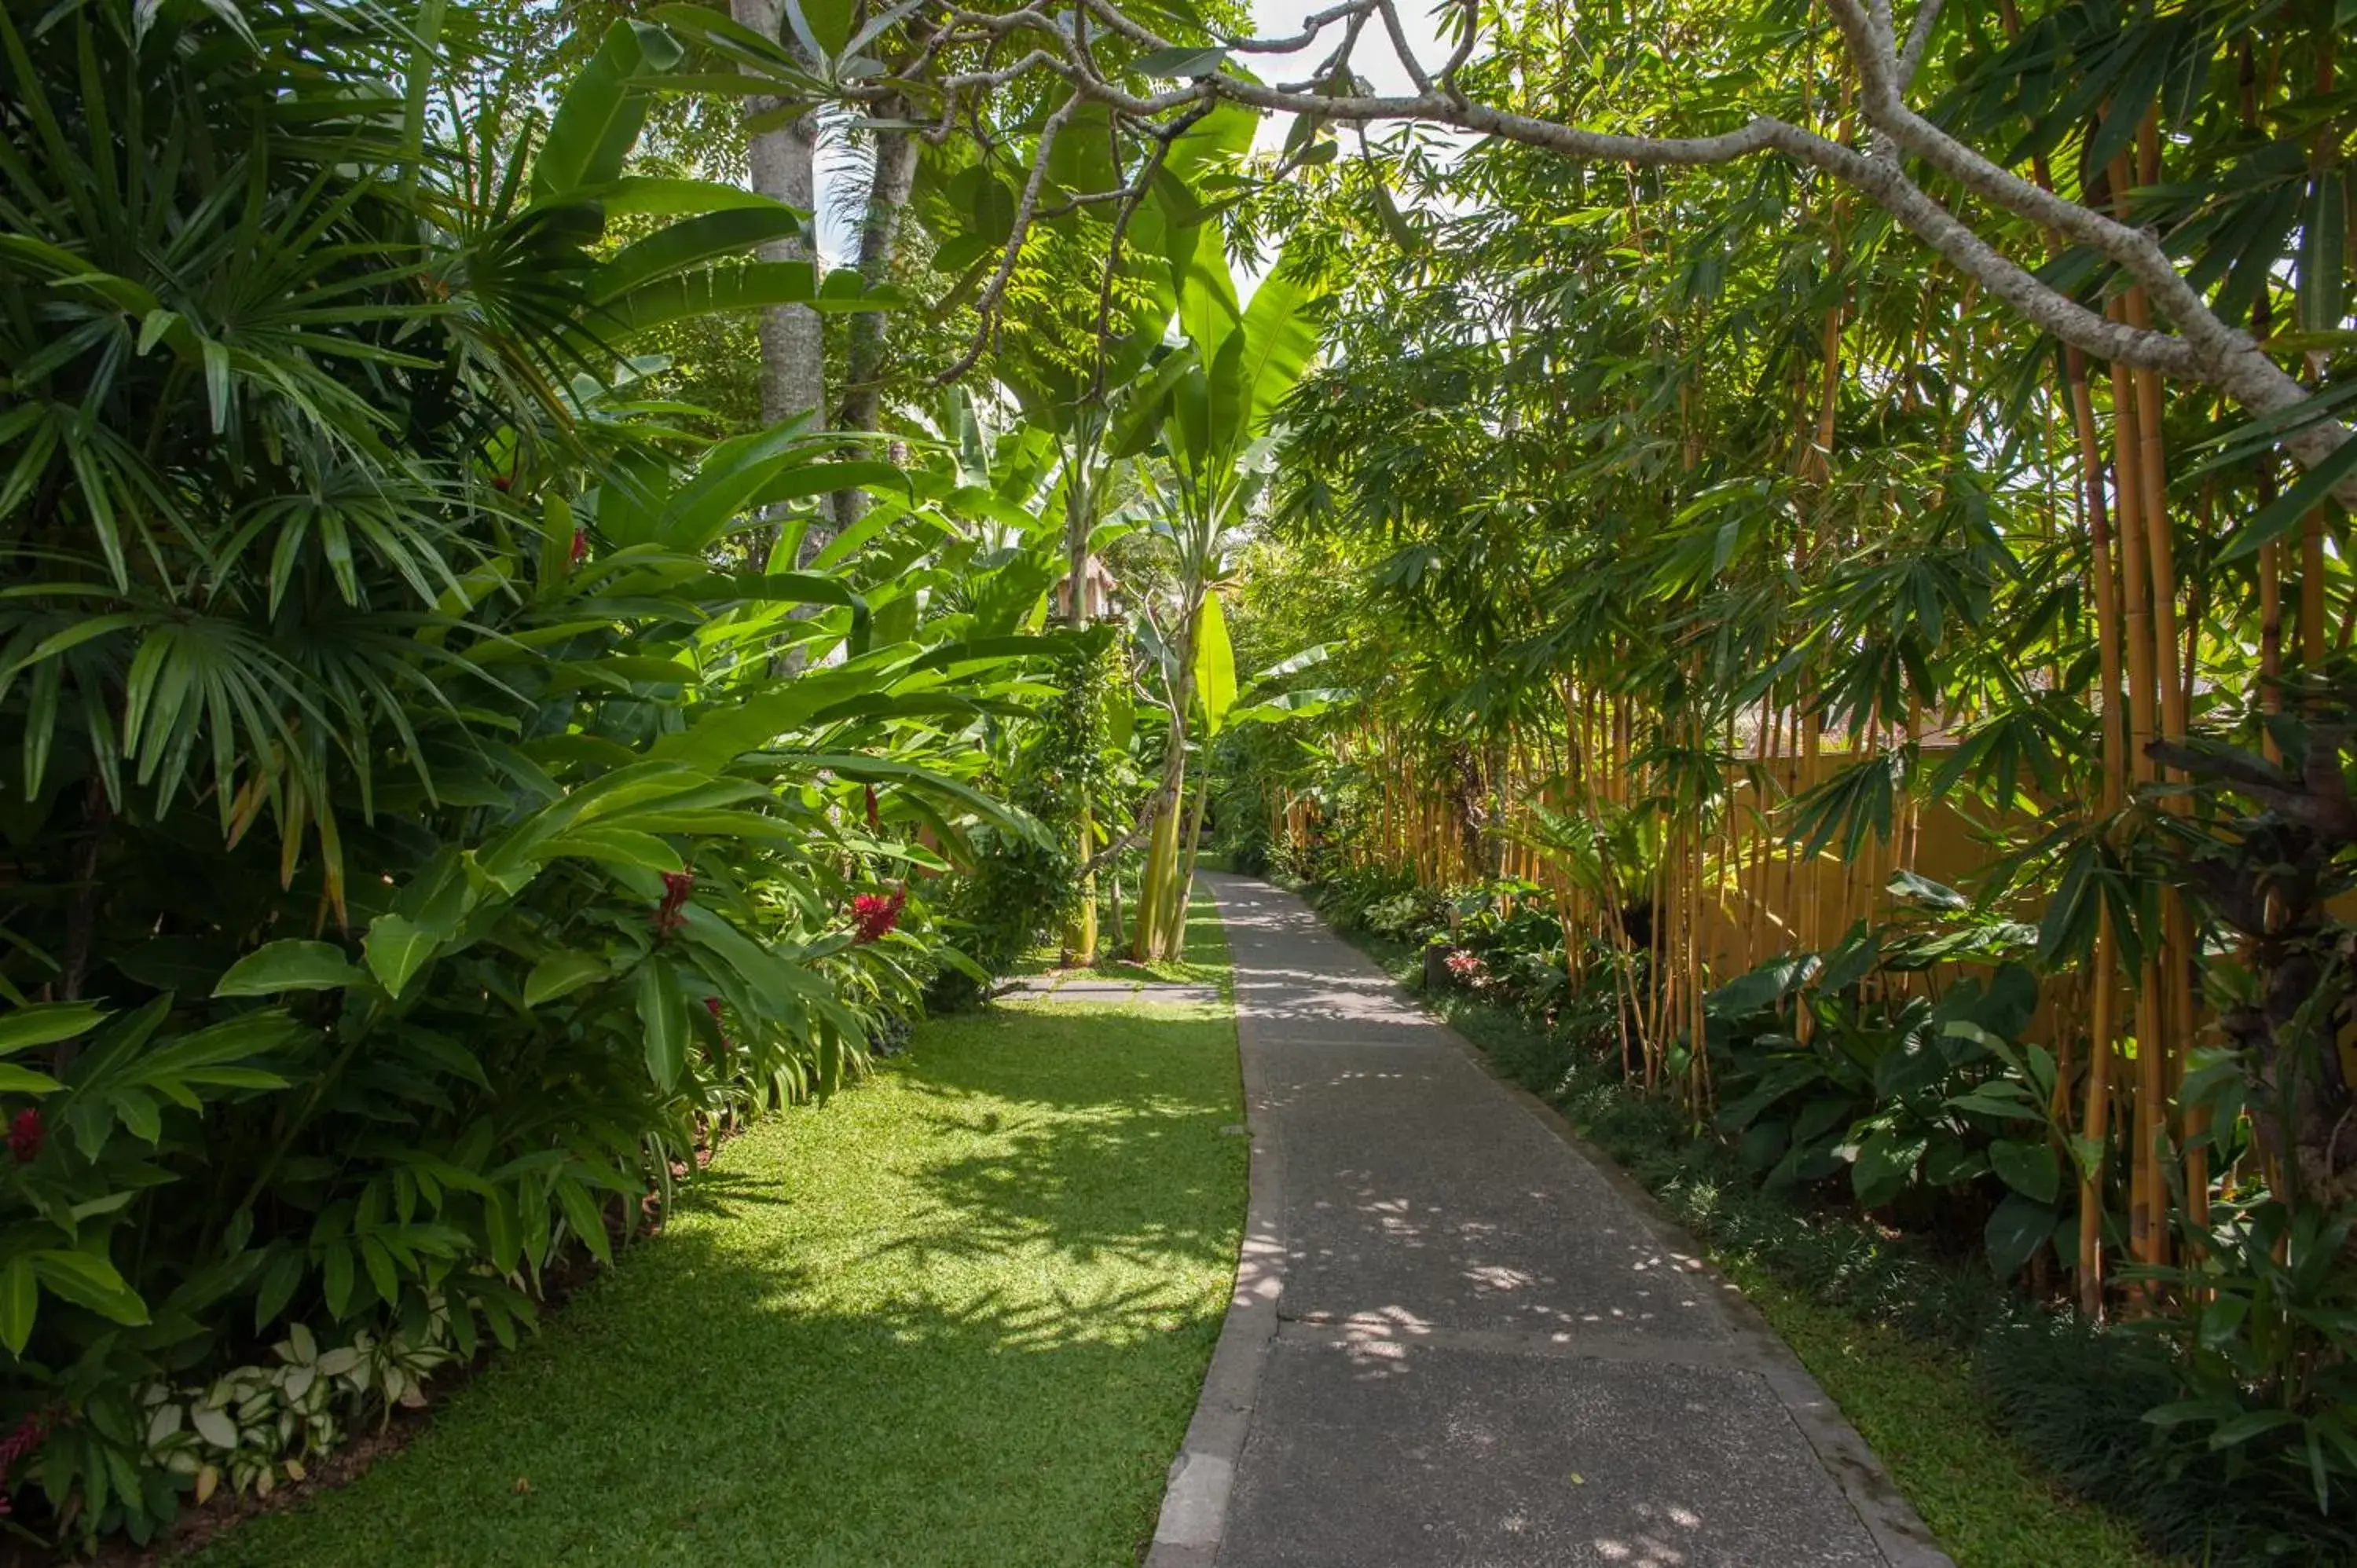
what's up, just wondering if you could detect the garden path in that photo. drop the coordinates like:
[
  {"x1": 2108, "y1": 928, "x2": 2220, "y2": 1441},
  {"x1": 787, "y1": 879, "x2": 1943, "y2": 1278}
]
[{"x1": 1150, "y1": 874, "x2": 1955, "y2": 1568}]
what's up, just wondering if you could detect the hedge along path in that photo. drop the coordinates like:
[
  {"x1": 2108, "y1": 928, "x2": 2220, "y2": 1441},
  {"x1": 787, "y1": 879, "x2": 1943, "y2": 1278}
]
[{"x1": 186, "y1": 892, "x2": 1244, "y2": 1568}]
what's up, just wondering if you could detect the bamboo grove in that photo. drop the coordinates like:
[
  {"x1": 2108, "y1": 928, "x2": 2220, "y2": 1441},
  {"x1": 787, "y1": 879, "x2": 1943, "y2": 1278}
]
[{"x1": 1219, "y1": 0, "x2": 2355, "y2": 1441}]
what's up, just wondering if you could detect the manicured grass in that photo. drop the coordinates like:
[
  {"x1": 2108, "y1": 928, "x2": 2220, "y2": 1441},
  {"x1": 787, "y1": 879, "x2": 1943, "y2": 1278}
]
[
  {"x1": 190, "y1": 903, "x2": 1244, "y2": 1568},
  {"x1": 1017, "y1": 885, "x2": 1235, "y2": 990},
  {"x1": 1720, "y1": 1262, "x2": 2161, "y2": 1568},
  {"x1": 1327, "y1": 918, "x2": 2172, "y2": 1568}
]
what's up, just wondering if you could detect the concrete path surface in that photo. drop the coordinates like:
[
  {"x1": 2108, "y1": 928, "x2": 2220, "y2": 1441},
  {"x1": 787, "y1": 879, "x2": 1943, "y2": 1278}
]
[{"x1": 1149, "y1": 874, "x2": 1952, "y2": 1568}]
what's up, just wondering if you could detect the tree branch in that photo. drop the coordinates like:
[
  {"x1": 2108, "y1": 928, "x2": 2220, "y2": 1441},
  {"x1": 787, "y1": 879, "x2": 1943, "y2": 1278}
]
[
  {"x1": 907, "y1": 0, "x2": 2357, "y2": 511},
  {"x1": 933, "y1": 90, "x2": 1084, "y2": 385},
  {"x1": 1896, "y1": 0, "x2": 1944, "y2": 92}
]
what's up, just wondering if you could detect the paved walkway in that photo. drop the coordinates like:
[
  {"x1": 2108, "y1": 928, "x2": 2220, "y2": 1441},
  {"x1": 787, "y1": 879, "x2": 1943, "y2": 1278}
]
[{"x1": 1151, "y1": 875, "x2": 1952, "y2": 1568}]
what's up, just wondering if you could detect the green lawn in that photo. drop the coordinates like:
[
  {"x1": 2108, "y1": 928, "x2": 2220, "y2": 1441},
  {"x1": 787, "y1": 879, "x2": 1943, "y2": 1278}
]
[
  {"x1": 1013, "y1": 883, "x2": 1236, "y2": 989},
  {"x1": 191, "y1": 900, "x2": 1244, "y2": 1568},
  {"x1": 1721, "y1": 1262, "x2": 2163, "y2": 1568}
]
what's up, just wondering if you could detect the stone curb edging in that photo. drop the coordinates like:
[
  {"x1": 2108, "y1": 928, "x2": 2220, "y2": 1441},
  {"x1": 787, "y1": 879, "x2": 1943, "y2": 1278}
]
[{"x1": 1144, "y1": 890, "x2": 1282, "y2": 1568}]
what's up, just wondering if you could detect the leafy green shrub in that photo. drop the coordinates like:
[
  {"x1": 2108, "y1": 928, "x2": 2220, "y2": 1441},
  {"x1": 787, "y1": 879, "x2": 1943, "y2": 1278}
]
[
  {"x1": 0, "y1": 4, "x2": 1010, "y2": 1548},
  {"x1": 1706, "y1": 948, "x2": 2073, "y2": 1276},
  {"x1": 925, "y1": 640, "x2": 1117, "y2": 1006},
  {"x1": 1979, "y1": 1301, "x2": 2357, "y2": 1565}
]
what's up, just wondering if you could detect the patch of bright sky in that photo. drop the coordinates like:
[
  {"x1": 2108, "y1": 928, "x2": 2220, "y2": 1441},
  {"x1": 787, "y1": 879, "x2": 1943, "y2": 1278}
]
[
  {"x1": 812, "y1": 2, "x2": 1461, "y2": 273},
  {"x1": 1245, "y1": 0, "x2": 1450, "y2": 147}
]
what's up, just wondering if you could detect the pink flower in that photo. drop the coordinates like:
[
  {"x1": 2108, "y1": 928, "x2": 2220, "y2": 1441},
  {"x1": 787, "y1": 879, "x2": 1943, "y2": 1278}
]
[
  {"x1": 851, "y1": 889, "x2": 905, "y2": 943},
  {"x1": 654, "y1": 872, "x2": 694, "y2": 935},
  {"x1": 0, "y1": 1406, "x2": 51, "y2": 1511},
  {"x1": 7, "y1": 1109, "x2": 39, "y2": 1164},
  {"x1": 1444, "y1": 950, "x2": 1485, "y2": 981}
]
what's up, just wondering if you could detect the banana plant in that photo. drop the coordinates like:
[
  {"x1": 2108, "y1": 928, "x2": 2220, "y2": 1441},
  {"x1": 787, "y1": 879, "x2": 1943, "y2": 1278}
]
[
  {"x1": 920, "y1": 97, "x2": 1259, "y2": 961},
  {"x1": 1123, "y1": 240, "x2": 1326, "y2": 959}
]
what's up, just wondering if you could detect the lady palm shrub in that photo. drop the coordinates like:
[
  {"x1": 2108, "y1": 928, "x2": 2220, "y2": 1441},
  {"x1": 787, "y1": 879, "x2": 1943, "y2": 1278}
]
[{"x1": 0, "y1": 1, "x2": 1013, "y2": 1547}]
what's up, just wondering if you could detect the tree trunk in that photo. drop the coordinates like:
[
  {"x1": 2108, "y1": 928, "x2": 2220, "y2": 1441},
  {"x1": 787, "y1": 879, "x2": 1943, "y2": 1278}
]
[
  {"x1": 731, "y1": 0, "x2": 824, "y2": 570},
  {"x1": 1058, "y1": 432, "x2": 1103, "y2": 962},
  {"x1": 832, "y1": 82, "x2": 925, "y2": 534}
]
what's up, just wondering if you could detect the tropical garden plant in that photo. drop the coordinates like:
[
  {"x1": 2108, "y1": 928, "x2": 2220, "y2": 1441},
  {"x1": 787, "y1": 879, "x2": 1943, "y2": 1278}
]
[
  {"x1": 0, "y1": 1, "x2": 1066, "y2": 1547},
  {"x1": 6, "y1": 0, "x2": 2355, "y2": 1558}
]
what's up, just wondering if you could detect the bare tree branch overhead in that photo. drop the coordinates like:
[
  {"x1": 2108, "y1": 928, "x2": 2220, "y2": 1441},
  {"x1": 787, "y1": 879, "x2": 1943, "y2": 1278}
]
[{"x1": 878, "y1": 0, "x2": 2357, "y2": 511}]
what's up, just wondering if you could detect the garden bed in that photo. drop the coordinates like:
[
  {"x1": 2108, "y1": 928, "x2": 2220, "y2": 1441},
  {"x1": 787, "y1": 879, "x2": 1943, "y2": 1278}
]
[{"x1": 171, "y1": 907, "x2": 1244, "y2": 1567}]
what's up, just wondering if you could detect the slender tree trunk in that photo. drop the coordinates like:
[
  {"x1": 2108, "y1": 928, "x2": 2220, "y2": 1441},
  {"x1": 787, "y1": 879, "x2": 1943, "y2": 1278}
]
[
  {"x1": 832, "y1": 77, "x2": 926, "y2": 533},
  {"x1": 731, "y1": 0, "x2": 824, "y2": 570},
  {"x1": 1059, "y1": 426, "x2": 1104, "y2": 962}
]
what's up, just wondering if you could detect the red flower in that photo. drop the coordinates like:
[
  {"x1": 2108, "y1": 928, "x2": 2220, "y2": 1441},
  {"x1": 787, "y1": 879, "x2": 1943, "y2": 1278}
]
[
  {"x1": 7, "y1": 1109, "x2": 39, "y2": 1164},
  {"x1": 863, "y1": 784, "x2": 881, "y2": 831},
  {"x1": 654, "y1": 871, "x2": 695, "y2": 935},
  {"x1": 570, "y1": 526, "x2": 588, "y2": 566},
  {"x1": 0, "y1": 1406, "x2": 51, "y2": 1511},
  {"x1": 851, "y1": 889, "x2": 905, "y2": 943}
]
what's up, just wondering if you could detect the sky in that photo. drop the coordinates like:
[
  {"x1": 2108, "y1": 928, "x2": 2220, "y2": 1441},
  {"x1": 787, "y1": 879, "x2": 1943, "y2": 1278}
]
[
  {"x1": 1246, "y1": 0, "x2": 1451, "y2": 143},
  {"x1": 812, "y1": 3, "x2": 1457, "y2": 267}
]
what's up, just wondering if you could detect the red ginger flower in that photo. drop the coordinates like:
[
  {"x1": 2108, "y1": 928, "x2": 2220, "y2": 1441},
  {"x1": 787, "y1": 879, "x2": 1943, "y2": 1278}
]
[
  {"x1": 7, "y1": 1109, "x2": 39, "y2": 1164},
  {"x1": 654, "y1": 871, "x2": 695, "y2": 935},
  {"x1": 0, "y1": 1405, "x2": 51, "y2": 1514},
  {"x1": 570, "y1": 526, "x2": 588, "y2": 566},
  {"x1": 851, "y1": 889, "x2": 906, "y2": 943}
]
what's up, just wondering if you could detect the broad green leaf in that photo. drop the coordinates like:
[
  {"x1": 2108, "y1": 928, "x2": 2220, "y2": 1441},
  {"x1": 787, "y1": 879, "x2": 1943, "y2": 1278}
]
[
  {"x1": 214, "y1": 941, "x2": 368, "y2": 997},
  {"x1": 1984, "y1": 1192, "x2": 2055, "y2": 1277},
  {"x1": 1989, "y1": 1138, "x2": 2061, "y2": 1203},
  {"x1": 525, "y1": 952, "x2": 608, "y2": 1008},
  {"x1": 0, "y1": 1064, "x2": 62, "y2": 1096},
  {"x1": 1194, "y1": 592, "x2": 1237, "y2": 736},
  {"x1": 0, "y1": 1258, "x2": 35, "y2": 1354},
  {"x1": 364, "y1": 914, "x2": 441, "y2": 1000},
  {"x1": 638, "y1": 959, "x2": 687, "y2": 1090},
  {"x1": 592, "y1": 207, "x2": 808, "y2": 303},
  {"x1": 532, "y1": 20, "x2": 683, "y2": 200},
  {"x1": 555, "y1": 176, "x2": 812, "y2": 218},
  {"x1": 1133, "y1": 45, "x2": 1229, "y2": 77},
  {"x1": 535, "y1": 826, "x2": 685, "y2": 874},
  {"x1": 31, "y1": 1250, "x2": 147, "y2": 1325},
  {"x1": 189, "y1": 1405, "x2": 239, "y2": 1449},
  {"x1": 0, "y1": 1001, "x2": 106, "y2": 1055},
  {"x1": 1849, "y1": 1128, "x2": 1926, "y2": 1209},
  {"x1": 1236, "y1": 247, "x2": 1325, "y2": 431},
  {"x1": 595, "y1": 262, "x2": 845, "y2": 338}
]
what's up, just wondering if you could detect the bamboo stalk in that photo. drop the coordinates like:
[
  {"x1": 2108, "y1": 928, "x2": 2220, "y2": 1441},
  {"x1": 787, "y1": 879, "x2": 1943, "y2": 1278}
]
[{"x1": 2103, "y1": 273, "x2": 2168, "y2": 1273}]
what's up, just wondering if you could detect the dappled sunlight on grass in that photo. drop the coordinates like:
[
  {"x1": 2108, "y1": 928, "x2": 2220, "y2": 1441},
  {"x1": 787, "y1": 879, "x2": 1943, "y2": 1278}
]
[
  {"x1": 1017, "y1": 888, "x2": 1234, "y2": 991},
  {"x1": 187, "y1": 916, "x2": 1244, "y2": 1568}
]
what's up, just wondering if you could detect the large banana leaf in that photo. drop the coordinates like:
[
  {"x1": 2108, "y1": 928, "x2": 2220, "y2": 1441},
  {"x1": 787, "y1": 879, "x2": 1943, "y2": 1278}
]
[{"x1": 532, "y1": 21, "x2": 684, "y2": 200}]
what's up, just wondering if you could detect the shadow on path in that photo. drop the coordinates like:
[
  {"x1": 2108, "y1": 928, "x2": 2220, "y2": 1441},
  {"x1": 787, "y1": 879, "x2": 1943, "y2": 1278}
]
[{"x1": 1162, "y1": 874, "x2": 1951, "y2": 1568}]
